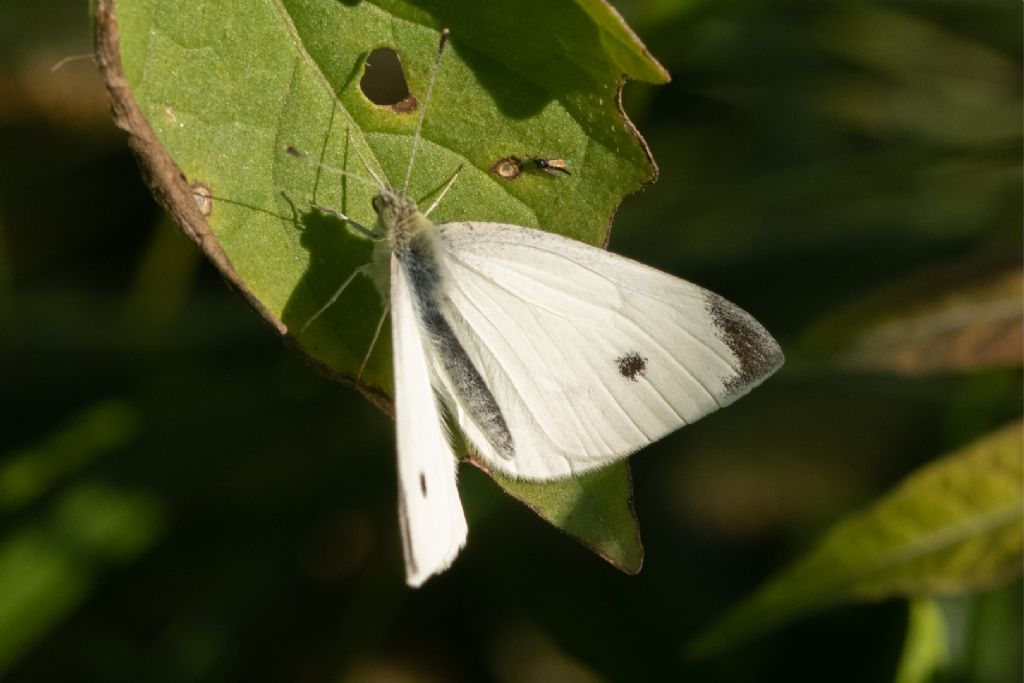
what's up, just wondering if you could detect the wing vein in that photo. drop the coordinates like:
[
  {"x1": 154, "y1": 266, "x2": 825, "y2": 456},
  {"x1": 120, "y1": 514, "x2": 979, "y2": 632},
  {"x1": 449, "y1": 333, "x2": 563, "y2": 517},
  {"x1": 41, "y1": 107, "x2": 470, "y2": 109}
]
[
  {"x1": 444, "y1": 234, "x2": 738, "y2": 378},
  {"x1": 448, "y1": 252, "x2": 722, "y2": 412},
  {"x1": 510, "y1": 281, "x2": 648, "y2": 451},
  {"x1": 445, "y1": 278, "x2": 577, "y2": 473}
]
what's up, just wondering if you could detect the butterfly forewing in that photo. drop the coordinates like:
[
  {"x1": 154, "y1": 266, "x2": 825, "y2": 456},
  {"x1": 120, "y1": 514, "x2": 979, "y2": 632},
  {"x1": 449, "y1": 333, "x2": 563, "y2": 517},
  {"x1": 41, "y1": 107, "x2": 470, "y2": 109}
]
[{"x1": 433, "y1": 221, "x2": 784, "y2": 481}]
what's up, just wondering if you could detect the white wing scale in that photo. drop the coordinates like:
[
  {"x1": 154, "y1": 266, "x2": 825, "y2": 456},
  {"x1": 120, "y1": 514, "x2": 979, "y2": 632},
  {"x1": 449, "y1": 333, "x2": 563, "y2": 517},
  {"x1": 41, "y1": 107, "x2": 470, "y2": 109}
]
[
  {"x1": 390, "y1": 253, "x2": 467, "y2": 587},
  {"x1": 433, "y1": 221, "x2": 784, "y2": 481}
]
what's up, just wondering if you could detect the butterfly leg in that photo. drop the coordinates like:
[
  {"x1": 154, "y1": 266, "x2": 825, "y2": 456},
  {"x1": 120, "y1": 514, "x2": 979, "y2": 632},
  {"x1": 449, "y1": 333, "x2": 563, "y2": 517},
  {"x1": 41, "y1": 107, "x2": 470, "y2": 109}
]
[
  {"x1": 421, "y1": 164, "x2": 464, "y2": 218},
  {"x1": 309, "y1": 201, "x2": 382, "y2": 239},
  {"x1": 280, "y1": 190, "x2": 382, "y2": 239},
  {"x1": 298, "y1": 263, "x2": 373, "y2": 336},
  {"x1": 357, "y1": 305, "x2": 390, "y2": 378}
]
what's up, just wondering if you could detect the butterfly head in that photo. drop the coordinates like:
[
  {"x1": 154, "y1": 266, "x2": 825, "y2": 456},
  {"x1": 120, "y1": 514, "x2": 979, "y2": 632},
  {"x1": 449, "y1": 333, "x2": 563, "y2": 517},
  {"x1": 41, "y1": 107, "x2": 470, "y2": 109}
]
[{"x1": 372, "y1": 186, "x2": 421, "y2": 238}]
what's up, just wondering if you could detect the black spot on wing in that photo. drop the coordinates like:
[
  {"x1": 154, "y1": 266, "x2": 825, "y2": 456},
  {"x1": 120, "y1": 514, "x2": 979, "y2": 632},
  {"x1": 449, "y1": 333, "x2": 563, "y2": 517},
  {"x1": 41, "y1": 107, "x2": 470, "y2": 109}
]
[
  {"x1": 616, "y1": 352, "x2": 647, "y2": 381},
  {"x1": 419, "y1": 472, "x2": 427, "y2": 497},
  {"x1": 706, "y1": 292, "x2": 784, "y2": 392}
]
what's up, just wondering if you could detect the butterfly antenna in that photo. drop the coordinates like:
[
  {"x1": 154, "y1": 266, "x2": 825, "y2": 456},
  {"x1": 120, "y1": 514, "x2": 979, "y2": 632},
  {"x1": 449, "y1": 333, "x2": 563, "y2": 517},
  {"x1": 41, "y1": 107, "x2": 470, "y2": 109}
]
[
  {"x1": 285, "y1": 145, "x2": 377, "y2": 189},
  {"x1": 352, "y1": 143, "x2": 387, "y2": 190},
  {"x1": 402, "y1": 28, "x2": 450, "y2": 194}
]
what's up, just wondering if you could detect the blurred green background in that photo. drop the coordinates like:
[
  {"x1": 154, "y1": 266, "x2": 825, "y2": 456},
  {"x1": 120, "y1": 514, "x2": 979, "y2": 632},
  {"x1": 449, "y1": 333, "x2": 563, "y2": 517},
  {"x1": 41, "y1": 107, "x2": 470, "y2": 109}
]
[{"x1": 1, "y1": 0, "x2": 1020, "y2": 681}]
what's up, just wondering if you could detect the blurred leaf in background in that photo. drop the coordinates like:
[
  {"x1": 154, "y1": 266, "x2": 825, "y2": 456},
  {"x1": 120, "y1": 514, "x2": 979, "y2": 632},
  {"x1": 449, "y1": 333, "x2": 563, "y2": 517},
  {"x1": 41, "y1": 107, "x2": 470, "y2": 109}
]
[
  {"x1": 0, "y1": 0, "x2": 1019, "y2": 681},
  {"x1": 802, "y1": 256, "x2": 1022, "y2": 376}
]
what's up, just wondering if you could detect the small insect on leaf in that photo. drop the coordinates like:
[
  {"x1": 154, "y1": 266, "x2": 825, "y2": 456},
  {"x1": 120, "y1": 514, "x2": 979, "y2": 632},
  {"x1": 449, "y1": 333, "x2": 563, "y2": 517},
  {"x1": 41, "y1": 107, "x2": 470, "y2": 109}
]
[
  {"x1": 491, "y1": 156, "x2": 572, "y2": 180},
  {"x1": 526, "y1": 157, "x2": 571, "y2": 175}
]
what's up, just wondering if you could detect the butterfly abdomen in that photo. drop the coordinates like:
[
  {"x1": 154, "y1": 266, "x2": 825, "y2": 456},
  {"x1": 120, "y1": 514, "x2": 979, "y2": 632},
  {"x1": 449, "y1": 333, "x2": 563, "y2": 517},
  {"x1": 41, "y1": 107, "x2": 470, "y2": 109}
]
[{"x1": 396, "y1": 228, "x2": 516, "y2": 461}]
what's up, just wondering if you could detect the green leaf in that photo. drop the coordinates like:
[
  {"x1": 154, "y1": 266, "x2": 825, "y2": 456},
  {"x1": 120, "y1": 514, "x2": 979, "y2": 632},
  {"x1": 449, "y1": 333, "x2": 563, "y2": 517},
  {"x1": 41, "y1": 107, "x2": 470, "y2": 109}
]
[
  {"x1": 95, "y1": 0, "x2": 666, "y2": 567},
  {"x1": 481, "y1": 460, "x2": 643, "y2": 573},
  {"x1": 802, "y1": 258, "x2": 1023, "y2": 375},
  {"x1": 689, "y1": 420, "x2": 1023, "y2": 657}
]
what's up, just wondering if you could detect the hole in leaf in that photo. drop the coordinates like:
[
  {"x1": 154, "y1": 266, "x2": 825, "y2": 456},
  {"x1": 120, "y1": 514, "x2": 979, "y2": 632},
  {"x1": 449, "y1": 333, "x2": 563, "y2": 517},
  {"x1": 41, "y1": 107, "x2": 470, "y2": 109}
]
[{"x1": 360, "y1": 47, "x2": 417, "y2": 113}]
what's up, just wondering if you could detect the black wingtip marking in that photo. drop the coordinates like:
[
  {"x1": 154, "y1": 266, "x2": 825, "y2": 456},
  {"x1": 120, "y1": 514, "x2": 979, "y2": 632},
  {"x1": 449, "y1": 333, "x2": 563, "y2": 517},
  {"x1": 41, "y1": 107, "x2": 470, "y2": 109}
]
[
  {"x1": 706, "y1": 293, "x2": 784, "y2": 392},
  {"x1": 616, "y1": 352, "x2": 648, "y2": 381}
]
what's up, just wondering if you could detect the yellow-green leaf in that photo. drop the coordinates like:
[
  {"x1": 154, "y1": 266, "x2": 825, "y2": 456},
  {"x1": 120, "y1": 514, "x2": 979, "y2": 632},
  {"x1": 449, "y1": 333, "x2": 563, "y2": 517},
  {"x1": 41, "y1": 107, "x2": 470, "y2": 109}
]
[
  {"x1": 690, "y1": 420, "x2": 1023, "y2": 656},
  {"x1": 483, "y1": 461, "x2": 643, "y2": 574}
]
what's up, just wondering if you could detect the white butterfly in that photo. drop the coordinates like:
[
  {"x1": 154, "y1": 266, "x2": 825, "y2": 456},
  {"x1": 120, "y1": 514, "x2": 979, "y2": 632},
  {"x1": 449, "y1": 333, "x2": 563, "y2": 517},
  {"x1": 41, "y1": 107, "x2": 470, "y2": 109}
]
[{"x1": 292, "y1": 30, "x2": 783, "y2": 587}]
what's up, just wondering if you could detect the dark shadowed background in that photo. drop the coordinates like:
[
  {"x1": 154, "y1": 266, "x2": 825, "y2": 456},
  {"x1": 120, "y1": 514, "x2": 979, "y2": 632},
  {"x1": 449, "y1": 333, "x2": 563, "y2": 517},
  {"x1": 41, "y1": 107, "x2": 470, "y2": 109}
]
[{"x1": 0, "y1": 0, "x2": 1020, "y2": 681}]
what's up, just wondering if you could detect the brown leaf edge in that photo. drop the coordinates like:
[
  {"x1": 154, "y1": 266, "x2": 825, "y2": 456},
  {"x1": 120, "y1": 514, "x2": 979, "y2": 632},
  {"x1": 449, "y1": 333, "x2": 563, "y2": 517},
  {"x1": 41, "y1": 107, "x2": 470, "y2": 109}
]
[
  {"x1": 590, "y1": 0, "x2": 670, "y2": 247},
  {"x1": 91, "y1": 0, "x2": 392, "y2": 414},
  {"x1": 93, "y1": 0, "x2": 662, "y2": 569},
  {"x1": 598, "y1": 75, "x2": 660, "y2": 250}
]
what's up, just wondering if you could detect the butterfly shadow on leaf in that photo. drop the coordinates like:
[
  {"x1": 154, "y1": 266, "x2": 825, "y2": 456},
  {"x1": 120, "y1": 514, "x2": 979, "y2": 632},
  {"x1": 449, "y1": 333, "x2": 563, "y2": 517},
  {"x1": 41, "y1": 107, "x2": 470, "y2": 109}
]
[{"x1": 279, "y1": 204, "x2": 391, "y2": 393}]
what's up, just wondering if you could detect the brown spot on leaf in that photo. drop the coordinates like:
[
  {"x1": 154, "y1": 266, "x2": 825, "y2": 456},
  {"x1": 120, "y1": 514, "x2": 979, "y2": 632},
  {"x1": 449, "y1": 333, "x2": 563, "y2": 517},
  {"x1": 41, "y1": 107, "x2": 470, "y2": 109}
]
[
  {"x1": 190, "y1": 181, "x2": 212, "y2": 216},
  {"x1": 391, "y1": 94, "x2": 418, "y2": 114},
  {"x1": 492, "y1": 156, "x2": 523, "y2": 180}
]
